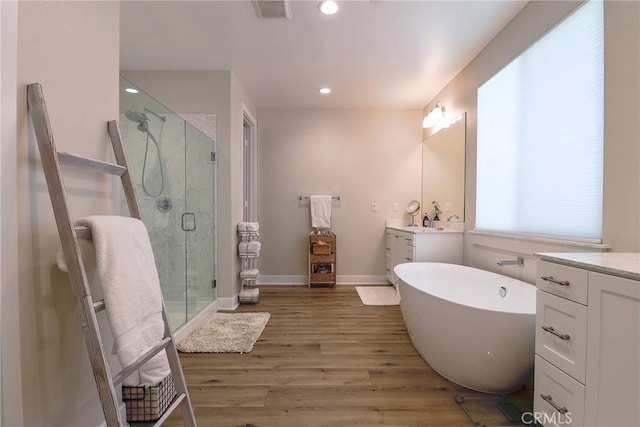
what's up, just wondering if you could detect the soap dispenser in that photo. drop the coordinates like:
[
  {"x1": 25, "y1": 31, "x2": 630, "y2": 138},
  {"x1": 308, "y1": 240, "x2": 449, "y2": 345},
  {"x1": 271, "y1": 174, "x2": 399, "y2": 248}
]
[{"x1": 422, "y1": 214, "x2": 428, "y2": 227}]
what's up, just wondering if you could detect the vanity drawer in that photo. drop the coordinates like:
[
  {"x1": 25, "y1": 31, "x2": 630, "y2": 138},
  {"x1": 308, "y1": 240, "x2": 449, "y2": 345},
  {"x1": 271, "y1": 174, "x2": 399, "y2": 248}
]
[
  {"x1": 400, "y1": 242, "x2": 414, "y2": 263},
  {"x1": 401, "y1": 234, "x2": 415, "y2": 247},
  {"x1": 534, "y1": 355, "x2": 585, "y2": 427},
  {"x1": 537, "y1": 261, "x2": 588, "y2": 305},
  {"x1": 536, "y1": 290, "x2": 587, "y2": 383}
]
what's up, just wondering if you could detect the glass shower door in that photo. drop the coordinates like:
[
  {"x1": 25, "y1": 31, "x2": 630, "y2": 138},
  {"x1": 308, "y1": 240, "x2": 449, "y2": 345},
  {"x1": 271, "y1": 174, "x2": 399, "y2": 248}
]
[
  {"x1": 119, "y1": 76, "x2": 216, "y2": 331},
  {"x1": 184, "y1": 121, "x2": 216, "y2": 321}
]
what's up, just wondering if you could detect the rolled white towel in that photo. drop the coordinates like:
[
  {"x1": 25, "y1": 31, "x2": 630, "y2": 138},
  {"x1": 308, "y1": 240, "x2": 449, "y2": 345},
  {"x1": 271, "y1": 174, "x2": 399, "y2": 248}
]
[
  {"x1": 240, "y1": 269, "x2": 260, "y2": 278},
  {"x1": 238, "y1": 222, "x2": 259, "y2": 232},
  {"x1": 238, "y1": 241, "x2": 261, "y2": 256}
]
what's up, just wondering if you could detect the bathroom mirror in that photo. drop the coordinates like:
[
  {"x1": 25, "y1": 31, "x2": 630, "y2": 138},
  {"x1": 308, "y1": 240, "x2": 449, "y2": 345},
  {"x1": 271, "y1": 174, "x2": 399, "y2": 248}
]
[{"x1": 422, "y1": 113, "x2": 466, "y2": 222}]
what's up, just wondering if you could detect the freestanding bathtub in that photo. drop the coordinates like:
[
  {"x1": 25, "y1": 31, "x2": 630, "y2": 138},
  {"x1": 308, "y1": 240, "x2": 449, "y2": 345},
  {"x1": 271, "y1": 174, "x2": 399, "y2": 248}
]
[{"x1": 395, "y1": 262, "x2": 536, "y2": 394}]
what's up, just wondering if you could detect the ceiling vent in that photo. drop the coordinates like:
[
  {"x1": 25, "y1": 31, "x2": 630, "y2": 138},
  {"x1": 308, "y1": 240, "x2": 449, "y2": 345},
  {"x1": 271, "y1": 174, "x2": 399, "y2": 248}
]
[{"x1": 252, "y1": 0, "x2": 291, "y2": 19}]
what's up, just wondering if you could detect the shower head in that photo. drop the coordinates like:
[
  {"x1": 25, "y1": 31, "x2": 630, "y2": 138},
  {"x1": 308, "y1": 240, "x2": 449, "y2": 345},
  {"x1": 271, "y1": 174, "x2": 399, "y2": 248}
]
[
  {"x1": 137, "y1": 121, "x2": 149, "y2": 133},
  {"x1": 124, "y1": 110, "x2": 148, "y2": 123}
]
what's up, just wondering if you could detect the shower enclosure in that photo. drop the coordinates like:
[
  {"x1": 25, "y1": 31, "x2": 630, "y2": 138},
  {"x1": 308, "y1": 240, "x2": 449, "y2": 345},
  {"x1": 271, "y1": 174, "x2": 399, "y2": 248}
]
[{"x1": 119, "y1": 76, "x2": 216, "y2": 330}]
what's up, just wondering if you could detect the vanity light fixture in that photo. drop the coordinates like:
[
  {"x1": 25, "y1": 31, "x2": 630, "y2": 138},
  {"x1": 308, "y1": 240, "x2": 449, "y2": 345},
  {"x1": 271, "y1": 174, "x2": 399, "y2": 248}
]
[
  {"x1": 318, "y1": 0, "x2": 339, "y2": 15},
  {"x1": 422, "y1": 101, "x2": 449, "y2": 128}
]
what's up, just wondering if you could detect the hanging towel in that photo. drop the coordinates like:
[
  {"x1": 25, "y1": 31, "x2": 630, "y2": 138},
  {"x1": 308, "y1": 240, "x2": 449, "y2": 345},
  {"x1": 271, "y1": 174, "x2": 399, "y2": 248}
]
[
  {"x1": 57, "y1": 215, "x2": 169, "y2": 386},
  {"x1": 310, "y1": 195, "x2": 332, "y2": 229}
]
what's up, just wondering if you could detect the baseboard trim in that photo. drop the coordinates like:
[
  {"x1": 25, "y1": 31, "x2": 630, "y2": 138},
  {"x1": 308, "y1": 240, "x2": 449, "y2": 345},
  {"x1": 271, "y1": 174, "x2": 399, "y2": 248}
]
[
  {"x1": 216, "y1": 295, "x2": 239, "y2": 311},
  {"x1": 257, "y1": 275, "x2": 307, "y2": 285},
  {"x1": 257, "y1": 275, "x2": 389, "y2": 286},
  {"x1": 338, "y1": 275, "x2": 390, "y2": 285}
]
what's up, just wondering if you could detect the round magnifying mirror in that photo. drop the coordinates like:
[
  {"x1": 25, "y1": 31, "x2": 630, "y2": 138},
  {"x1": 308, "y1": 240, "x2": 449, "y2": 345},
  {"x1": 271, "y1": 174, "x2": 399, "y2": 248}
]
[{"x1": 406, "y1": 200, "x2": 421, "y2": 227}]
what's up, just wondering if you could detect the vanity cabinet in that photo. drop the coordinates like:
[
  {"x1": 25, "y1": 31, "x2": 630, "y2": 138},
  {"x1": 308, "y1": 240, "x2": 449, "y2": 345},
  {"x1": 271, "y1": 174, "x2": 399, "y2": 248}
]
[
  {"x1": 386, "y1": 230, "x2": 413, "y2": 283},
  {"x1": 385, "y1": 227, "x2": 463, "y2": 284},
  {"x1": 534, "y1": 254, "x2": 640, "y2": 427}
]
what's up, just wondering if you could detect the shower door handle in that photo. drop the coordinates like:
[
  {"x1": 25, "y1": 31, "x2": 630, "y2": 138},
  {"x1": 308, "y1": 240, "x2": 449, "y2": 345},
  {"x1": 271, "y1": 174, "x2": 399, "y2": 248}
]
[{"x1": 181, "y1": 212, "x2": 196, "y2": 231}]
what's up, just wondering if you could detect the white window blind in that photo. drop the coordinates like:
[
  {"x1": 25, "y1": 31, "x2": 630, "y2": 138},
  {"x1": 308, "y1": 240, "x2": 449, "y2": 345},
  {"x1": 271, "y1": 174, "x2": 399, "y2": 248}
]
[{"x1": 476, "y1": 0, "x2": 604, "y2": 242}]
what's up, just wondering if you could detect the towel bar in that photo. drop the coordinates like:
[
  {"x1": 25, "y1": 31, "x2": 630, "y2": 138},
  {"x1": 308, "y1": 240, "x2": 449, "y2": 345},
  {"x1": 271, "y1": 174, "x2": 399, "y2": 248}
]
[{"x1": 298, "y1": 195, "x2": 340, "y2": 201}]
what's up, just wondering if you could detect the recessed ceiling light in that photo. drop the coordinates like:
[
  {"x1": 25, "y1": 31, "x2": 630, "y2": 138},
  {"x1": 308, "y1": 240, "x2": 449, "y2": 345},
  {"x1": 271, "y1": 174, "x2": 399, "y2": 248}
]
[
  {"x1": 319, "y1": 87, "x2": 331, "y2": 94},
  {"x1": 318, "y1": 1, "x2": 339, "y2": 15},
  {"x1": 125, "y1": 88, "x2": 139, "y2": 94}
]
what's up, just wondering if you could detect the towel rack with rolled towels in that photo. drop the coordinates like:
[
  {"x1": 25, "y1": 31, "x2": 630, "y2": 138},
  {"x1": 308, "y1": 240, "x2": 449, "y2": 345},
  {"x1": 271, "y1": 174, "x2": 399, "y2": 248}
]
[
  {"x1": 238, "y1": 222, "x2": 260, "y2": 304},
  {"x1": 298, "y1": 195, "x2": 341, "y2": 201},
  {"x1": 27, "y1": 83, "x2": 196, "y2": 426}
]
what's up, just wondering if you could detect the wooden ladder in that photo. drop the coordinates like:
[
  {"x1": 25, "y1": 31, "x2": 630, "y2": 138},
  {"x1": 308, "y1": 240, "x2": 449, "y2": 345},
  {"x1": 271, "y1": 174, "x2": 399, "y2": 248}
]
[{"x1": 27, "y1": 83, "x2": 197, "y2": 427}]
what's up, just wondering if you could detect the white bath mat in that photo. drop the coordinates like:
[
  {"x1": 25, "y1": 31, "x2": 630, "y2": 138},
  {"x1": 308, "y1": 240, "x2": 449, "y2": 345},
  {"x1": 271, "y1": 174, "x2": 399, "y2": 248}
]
[
  {"x1": 355, "y1": 286, "x2": 400, "y2": 306},
  {"x1": 176, "y1": 312, "x2": 270, "y2": 353}
]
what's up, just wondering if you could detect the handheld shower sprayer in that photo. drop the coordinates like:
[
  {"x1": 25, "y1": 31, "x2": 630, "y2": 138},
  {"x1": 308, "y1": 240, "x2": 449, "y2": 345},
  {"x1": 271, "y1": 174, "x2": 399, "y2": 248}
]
[{"x1": 123, "y1": 109, "x2": 165, "y2": 197}]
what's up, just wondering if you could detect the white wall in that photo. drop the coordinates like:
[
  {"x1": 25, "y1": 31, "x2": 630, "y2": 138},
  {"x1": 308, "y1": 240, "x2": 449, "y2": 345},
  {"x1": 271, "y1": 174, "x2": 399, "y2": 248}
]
[
  {"x1": 14, "y1": 2, "x2": 120, "y2": 425},
  {"x1": 120, "y1": 70, "x2": 257, "y2": 306},
  {"x1": 1, "y1": 2, "x2": 22, "y2": 425},
  {"x1": 125, "y1": 2, "x2": 639, "y2": 291},
  {"x1": 256, "y1": 108, "x2": 423, "y2": 284},
  {"x1": 422, "y1": 0, "x2": 640, "y2": 283}
]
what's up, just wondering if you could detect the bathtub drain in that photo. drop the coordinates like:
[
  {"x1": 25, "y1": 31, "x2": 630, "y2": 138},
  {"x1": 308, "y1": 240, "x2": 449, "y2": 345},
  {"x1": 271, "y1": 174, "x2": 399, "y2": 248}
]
[{"x1": 499, "y1": 286, "x2": 507, "y2": 297}]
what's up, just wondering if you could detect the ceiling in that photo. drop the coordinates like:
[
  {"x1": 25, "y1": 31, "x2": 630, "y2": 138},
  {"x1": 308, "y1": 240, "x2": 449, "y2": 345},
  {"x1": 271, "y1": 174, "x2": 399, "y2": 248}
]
[{"x1": 120, "y1": 0, "x2": 528, "y2": 110}]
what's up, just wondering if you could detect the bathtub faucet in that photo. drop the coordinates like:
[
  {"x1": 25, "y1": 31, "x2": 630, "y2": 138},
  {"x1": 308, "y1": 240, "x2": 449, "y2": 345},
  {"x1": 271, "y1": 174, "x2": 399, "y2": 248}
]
[{"x1": 497, "y1": 257, "x2": 524, "y2": 267}]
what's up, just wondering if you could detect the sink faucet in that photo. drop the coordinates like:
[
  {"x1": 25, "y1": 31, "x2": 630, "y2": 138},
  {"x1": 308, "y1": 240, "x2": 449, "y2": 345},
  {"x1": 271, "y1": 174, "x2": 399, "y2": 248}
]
[
  {"x1": 423, "y1": 213, "x2": 434, "y2": 228},
  {"x1": 447, "y1": 214, "x2": 459, "y2": 222}
]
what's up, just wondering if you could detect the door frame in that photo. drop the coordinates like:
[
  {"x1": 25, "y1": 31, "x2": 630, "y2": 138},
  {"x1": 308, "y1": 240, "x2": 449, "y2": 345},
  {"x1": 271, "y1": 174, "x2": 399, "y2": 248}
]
[{"x1": 242, "y1": 104, "x2": 257, "y2": 222}]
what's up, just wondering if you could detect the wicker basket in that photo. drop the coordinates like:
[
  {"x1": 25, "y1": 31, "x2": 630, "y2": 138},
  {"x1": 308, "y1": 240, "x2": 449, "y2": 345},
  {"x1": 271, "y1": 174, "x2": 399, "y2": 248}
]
[
  {"x1": 122, "y1": 374, "x2": 176, "y2": 422},
  {"x1": 312, "y1": 243, "x2": 331, "y2": 254}
]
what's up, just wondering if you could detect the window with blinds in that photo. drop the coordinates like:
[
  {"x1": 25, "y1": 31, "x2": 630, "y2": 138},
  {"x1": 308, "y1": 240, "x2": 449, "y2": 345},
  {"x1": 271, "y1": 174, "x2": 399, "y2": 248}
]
[{"x1": 476, "y1": 0, "x2": 604, "y2": 242}]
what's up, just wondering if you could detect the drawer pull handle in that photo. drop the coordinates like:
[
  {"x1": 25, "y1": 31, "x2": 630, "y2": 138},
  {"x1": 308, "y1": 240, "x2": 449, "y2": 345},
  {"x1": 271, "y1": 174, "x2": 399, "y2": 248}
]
[
  {"x1": 540, "y1": 394, "x2": 569, "y2": 414},
  {"x1": 541, "y1": 275, "x2": 570, "y2": 286},
  {"x1": 541, "y1": 325, "x2": 571, "y2": 340}
]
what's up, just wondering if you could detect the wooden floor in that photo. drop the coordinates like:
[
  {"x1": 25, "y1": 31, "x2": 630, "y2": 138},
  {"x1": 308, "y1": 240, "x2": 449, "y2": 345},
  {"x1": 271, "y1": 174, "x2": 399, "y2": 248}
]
[{"x1": 164, "y1": 286, "x2": 507, "y2": 427}]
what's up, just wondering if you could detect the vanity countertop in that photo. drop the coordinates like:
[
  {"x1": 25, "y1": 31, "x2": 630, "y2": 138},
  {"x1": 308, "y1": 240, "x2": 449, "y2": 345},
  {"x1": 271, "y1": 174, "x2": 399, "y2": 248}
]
[
  {"x1": 386, "y1": 225, "x2": 463, "y2": 234},
  {"x1": 538, "y1": 252, "x2": 640, "y2": 281}
]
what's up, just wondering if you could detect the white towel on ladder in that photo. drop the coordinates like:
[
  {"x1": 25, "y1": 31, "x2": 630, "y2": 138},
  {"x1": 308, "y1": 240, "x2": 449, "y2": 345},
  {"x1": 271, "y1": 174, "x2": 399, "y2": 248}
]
[
  {"x1": 57, "y1": 215, "x2": 170, "y2": 386},
  {"x1": 310, "y1": 195, "x2": 332, "y2": 229}
]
